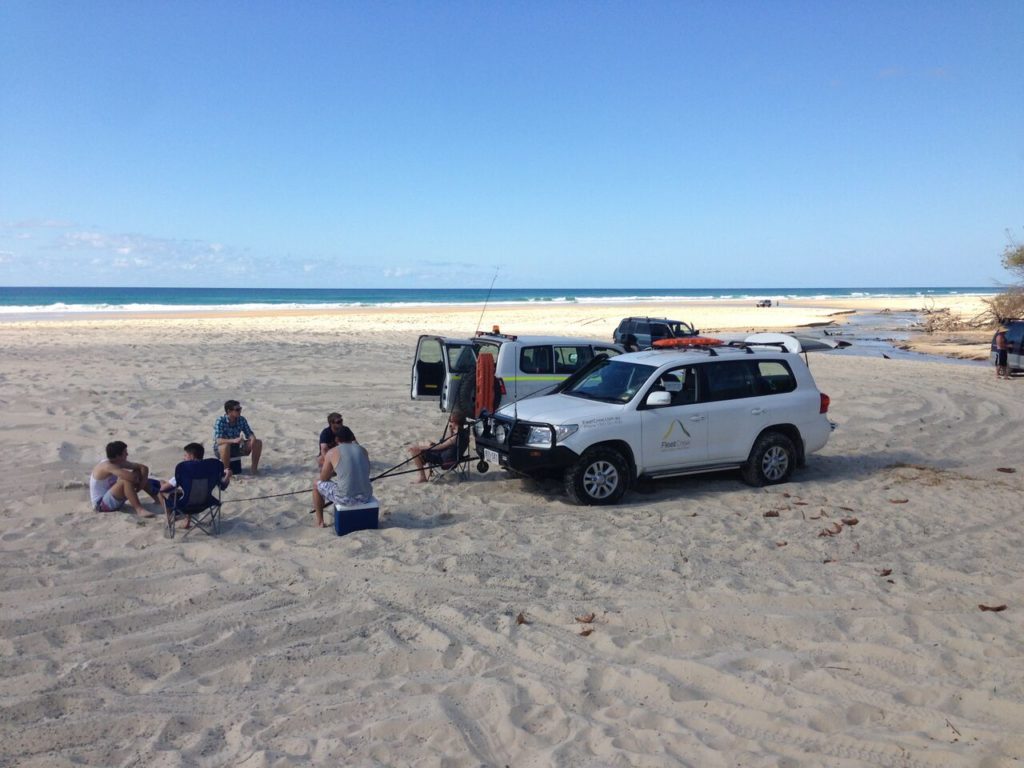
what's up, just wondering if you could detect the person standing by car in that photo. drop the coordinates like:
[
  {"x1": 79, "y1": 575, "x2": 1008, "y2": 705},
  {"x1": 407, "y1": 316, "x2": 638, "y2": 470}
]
[{"x1": 994, "y1": 325, "x2": 1009, "y2": 379}]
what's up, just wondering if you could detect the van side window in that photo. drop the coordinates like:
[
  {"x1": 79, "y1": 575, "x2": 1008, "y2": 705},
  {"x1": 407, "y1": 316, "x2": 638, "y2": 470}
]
[
  {"x1": 450, "y1": 345, "x2": 476, "y2": 372},
  {"x1": 554, "y1": 345, "x2": 591, "y2": 374},
  {"x1": 755, "y1": 360, "x2": 796, "y2": 394},
  {"x1": 702, "y1": 361, "x2": 759, "y2": 401},
  {"x1": 520, "y1": 346, "x2": 554, "y2": 374}
]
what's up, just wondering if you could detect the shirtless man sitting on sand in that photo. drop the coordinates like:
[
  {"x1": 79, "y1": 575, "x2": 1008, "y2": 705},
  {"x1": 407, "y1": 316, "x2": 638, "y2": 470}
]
[{"x1": 89, "y1": 440, "x2": 159, "y2": 518}]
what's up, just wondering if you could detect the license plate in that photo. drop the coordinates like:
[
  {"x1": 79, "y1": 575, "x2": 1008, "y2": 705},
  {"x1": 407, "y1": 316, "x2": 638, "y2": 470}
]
[{"x1": 483, "y1": 448, "x2": 499, "y2": 465}]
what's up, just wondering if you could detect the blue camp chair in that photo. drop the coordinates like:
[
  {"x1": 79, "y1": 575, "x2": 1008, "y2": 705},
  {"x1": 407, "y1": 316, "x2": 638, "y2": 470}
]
[{"x1": 163, "y1": 458, "x2": 226, "y2": 539}]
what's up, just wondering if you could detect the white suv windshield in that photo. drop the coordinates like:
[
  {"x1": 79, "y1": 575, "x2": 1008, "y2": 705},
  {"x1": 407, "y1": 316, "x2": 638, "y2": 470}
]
[{"x1": 563, "y1": 359, "x2": 658, "y2": 403}]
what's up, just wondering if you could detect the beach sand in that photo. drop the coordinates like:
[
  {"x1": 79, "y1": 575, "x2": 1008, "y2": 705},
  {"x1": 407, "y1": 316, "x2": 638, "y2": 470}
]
[{"x1": 1, "y1": 294, "x2": 1020, "y2": 766}]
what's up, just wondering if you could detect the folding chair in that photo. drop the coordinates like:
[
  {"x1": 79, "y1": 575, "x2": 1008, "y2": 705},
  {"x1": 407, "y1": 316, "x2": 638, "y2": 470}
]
[
  {"x1": 427, "y1": 425, "x2": 472, "y2": 483},
  {"x1": 163, "y1": 458, "x2": 225, "y2": 539}
]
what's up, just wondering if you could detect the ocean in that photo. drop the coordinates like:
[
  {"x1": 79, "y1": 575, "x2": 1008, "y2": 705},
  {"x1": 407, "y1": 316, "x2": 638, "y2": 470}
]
[{"x1": 0, "y1": 285, "x2": 998, "y2": 315}]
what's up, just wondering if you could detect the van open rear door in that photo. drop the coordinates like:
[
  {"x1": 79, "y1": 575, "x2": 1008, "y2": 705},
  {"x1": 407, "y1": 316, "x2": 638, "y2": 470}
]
[{"x1": 411, "y1": 335, "x2": 474, "y2": 412}]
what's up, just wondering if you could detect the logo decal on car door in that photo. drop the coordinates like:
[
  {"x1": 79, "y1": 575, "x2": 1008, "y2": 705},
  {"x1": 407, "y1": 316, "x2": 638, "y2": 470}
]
[{"x1": 661, "y1": 419, "x2": 691, "y2": 449}]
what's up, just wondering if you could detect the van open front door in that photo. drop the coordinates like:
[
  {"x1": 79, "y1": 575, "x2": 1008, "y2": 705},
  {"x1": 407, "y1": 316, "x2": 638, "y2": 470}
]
[{"x1": 411, "y1": 335, "x2": 474, "y2": 412}]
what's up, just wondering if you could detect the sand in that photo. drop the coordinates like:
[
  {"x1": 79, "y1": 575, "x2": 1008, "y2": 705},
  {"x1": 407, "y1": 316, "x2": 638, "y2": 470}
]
[{"x1": 1, "y1": 294, "x2": 1021, "y2": 766}]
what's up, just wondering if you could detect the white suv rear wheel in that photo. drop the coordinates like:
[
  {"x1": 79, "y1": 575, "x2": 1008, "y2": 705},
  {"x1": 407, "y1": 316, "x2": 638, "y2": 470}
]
[{"x1": 741, "y1": 432, "x2": 796, "y2": 486}]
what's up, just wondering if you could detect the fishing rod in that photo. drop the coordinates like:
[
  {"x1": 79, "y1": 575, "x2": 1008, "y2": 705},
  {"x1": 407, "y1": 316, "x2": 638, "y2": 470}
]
[{"x1": 474, "y1": 266, "x2": 500, "y2": 336}]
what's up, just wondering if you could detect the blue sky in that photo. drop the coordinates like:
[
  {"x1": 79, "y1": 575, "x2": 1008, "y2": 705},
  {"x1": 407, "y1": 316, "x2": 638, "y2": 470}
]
[{"x1": 1, "y1": 1, "x2": 1021, "y2": 289}]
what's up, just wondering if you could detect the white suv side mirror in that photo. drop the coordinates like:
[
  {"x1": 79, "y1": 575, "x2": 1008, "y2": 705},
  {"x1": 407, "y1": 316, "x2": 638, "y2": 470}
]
[{"x1": 646, "y1": 391, "x2": 672, "y2": 407}]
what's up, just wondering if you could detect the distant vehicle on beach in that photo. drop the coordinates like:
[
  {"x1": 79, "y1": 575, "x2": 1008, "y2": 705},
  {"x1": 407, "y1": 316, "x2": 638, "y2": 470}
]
[{"x1": 613, "y1": 316, "x2": 699, "y2": 350}]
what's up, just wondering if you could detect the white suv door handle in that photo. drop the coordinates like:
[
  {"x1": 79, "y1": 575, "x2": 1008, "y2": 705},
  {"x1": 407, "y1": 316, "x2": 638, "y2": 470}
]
[
  {"x1": 688, "y1": 415, "x2": 705, "y2": 422},
  {"x1": 750, "y1": 408, "x2": 767, "y2": 416}
]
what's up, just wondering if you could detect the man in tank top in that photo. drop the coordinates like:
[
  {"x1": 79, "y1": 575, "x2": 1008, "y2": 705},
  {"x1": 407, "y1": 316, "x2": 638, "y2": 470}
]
[{"x1": 312, "y1": 426, "x2": 372, "y2": 528}]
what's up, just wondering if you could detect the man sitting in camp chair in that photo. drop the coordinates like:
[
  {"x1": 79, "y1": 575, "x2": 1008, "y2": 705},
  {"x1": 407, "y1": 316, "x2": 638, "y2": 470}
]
[
  {"x1": 160, "y1": 443, "x2": 232, "y2": 494},
  {"x1": 312, "y1": 426, "x2": 372, "y2": 528},
  {"x1": 407, "y1": 411, "x2": 468, "y2": 483},
  {"x1": 161, "y1": 443, "x2": 232, "y2": 536}
]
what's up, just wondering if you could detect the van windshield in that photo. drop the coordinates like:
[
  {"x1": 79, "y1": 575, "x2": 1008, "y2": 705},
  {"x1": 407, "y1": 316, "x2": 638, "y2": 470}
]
[{"x1": 562, "y1": 358, "x2": 657, "y2": 403}]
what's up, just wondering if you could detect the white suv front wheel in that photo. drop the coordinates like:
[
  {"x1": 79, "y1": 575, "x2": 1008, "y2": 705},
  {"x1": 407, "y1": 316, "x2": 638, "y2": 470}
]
[
  {"x1": 565, "y1": 447, "x2": 629, "y2": 505},
  {"x1": 741, "y1": 432, "x2": 796, "y2": 486}
]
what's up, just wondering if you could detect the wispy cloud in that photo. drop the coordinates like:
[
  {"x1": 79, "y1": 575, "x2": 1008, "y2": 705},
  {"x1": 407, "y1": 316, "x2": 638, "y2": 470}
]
[
  {"x1": 4, "y1": 218, "x2": 75, "y2": 230},
  {"x1": 381, "y1": 261, "x2": 495, "y2": 282},
  {"x1": 61, "y1": 230, "x2": 221, "y2": 257},
  {"x1": 0, "y1": 219, "x2": 75, "y2": 241},
  {"x1": 58, "y1": 230, "x2": 238, "y2": 272}
]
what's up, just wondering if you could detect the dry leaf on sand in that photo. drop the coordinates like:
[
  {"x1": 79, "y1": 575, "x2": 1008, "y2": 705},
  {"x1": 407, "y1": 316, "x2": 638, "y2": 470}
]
[
  {"x1": 889, "y1": 498, "x2": 909, "y2": 504},
  {"x1": 842, "y1": 517, "x2": 859, "y2": 526},
  {"x1": 819, "y1": 522, "x2": 844, "y2": 537},
  {"x1": 763, "y1": 510, "x2": 780, "y2": 518},
  {"x1": 878, "y1": 568, "x2": 893, "y2": 577},
  {"x1": 516, "y1": 612, "x2": 530, "y2": 625},
  {"x1": 978, "y1": 604, "x2": 1007, "y2": 612},
  {"x1": 575, "y1": 612, "x2": 596, "y2": 624},
  {"x1": 579, "y1": 628, "x2": 594, "y2": 637},
  {"x1": 996, "y1": 467, "x2": 1016, "y2": 473}
]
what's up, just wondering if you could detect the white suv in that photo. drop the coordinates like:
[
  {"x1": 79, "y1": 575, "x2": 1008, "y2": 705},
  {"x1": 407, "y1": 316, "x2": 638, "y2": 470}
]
[{"x1": 472, "y1": 340, "x2": 834, "y2": 504}]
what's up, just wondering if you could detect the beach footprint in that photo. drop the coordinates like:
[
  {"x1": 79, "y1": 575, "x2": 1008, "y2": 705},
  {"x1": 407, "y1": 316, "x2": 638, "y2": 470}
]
[{"x1": 57, "y1": 441, "x2": 82, "y2": 462}]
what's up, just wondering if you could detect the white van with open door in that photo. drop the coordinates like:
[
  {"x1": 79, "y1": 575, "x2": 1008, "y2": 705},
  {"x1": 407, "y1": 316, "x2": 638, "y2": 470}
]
[{"x1": 411, "y1": 331, "x2": 624, "y2": 413}]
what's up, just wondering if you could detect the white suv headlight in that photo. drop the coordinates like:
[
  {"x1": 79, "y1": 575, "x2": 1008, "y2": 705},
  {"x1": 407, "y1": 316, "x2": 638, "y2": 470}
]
[
  {"x1": 553, "y1": 424, "x2": 579, "y2": 444},
  {"x1": 524, "y1": 424, "x2": 578, "y2": 449},
  {"x1": 524, "y1": 425, "x2": 554, "y2": 449}
]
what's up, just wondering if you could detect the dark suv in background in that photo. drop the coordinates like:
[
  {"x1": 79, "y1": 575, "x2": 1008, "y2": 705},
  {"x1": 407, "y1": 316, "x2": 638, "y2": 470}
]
[
  {"x1": 991, "y1": 320, "x2": 1024, "y2": 373},
  {"x1": 613, "y1": 316, "x2": 699, "y2": 350}
]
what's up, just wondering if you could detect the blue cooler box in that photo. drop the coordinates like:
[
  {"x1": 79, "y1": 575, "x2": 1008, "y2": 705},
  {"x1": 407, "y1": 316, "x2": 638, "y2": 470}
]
[{"x1": 333, "y1": 497, "x2": 379, "y2": 536}]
